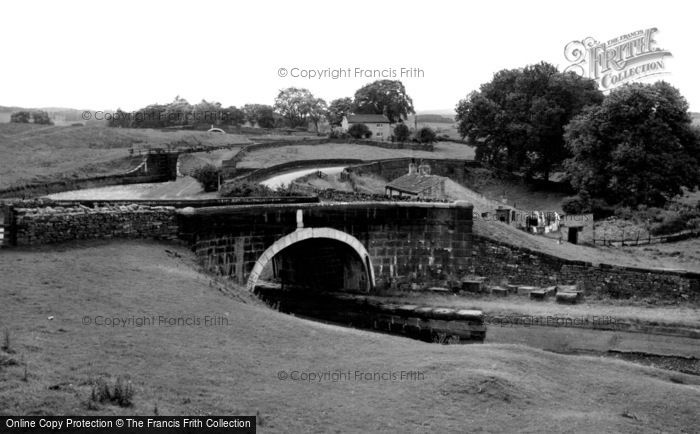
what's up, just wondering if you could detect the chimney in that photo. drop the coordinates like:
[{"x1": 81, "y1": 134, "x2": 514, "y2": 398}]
[
  {"x1": 408, "y1": 162, "x2": 417, "y2": 175},
  {"x1": 419, "y1": 164, "x2": 431, "y2": 176}
]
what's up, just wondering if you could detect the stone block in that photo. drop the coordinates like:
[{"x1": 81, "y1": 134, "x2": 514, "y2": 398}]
[
  {"x1": 490, "y1": 286, "x2": 508, "y2": 297},
  {"x1": 556, "y1": 292, "x2": 581, "y2": 304},
  {"x1": 529, "y1": 289, "x2": 548, "y2": 301},
  {"x1": 517, "y1": 285, "x2": 538, "y2": 296}
]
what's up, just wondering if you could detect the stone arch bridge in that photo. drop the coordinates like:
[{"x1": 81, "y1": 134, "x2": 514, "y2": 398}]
[{"x1": 178, "y1": 201, "x2": 474, "y2": 292}]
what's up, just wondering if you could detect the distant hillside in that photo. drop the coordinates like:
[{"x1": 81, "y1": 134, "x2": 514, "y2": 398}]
[
  {"x1": 0, "y1": 105, "x2": 110, "y2": 126},
  {"x1": 417, "y1": 114, "x2": 455, "y2": 123},
  {"x1": 405, "y1": 114, "x2": 455, "y2": 125},
  {"x1": 0, "y1": 123, "x2": 249, "y2": 189}
]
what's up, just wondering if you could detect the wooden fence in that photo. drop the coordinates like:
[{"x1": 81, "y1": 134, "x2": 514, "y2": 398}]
[{"x1": 592, "y1": 229, "x2": 700, "y2": 246}]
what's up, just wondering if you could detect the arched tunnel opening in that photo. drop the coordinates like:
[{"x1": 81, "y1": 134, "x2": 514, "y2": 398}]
[
  {"x1": 249, "y1": 229, "x2": 485, "y2": 344},
  {"x1": 258, "y1": 238, "x2": 370, "y2": 293}
]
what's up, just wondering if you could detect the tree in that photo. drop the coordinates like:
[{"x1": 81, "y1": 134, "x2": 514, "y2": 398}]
[
  {"x1": 306, "y1": 97, "x2": 327, "y2": 132},
  {"x1": 221, "y1": 106, "x2": 245, "y2": 128},
  {"x1": 191, "y1": 164, "x2": 221, "y2": 192},
  {"x1": 10, "y1": 110, "x2": 52, "y2": 125},
  {"x1": 243, "y1": 104, "x2": 275, "y2": 128},
  {"x1": 132, "y1": 104, "x2": 168, "y2": 128},
  {"x1": 193, "y1": 99, "x2": 223, "y2": 128},
  {"x1": 327, "y1": 97, "x2": 354, "y2": 126},
  {"x1": 415, "y1": 126, "x2": 437, "y2": 144},
  {"x1": 10, "y1": 111, "x2": 31, "y2": 123},
  {"x1": 353, "y1": 80, "x2": 415, "y2": 123},
  {"x1": 274, "y1": 87, "x2": 319, "y2": 128},
  {"x1": 564, "y1": 81, "x2": 700, "y2": 206},
  {"x1": 393, "y1": 123, "x2": 410, "y2": 142},
  {"x1": 348, "y1": 123, "x2": 371, "y2": 139},
  {"x1": 164, "y1": 95, "x2": 193, "y2": 126},
  {"x1": 108, "y1": 108, "x2": 132, "y2": 128},
  {"x1": 31, "y1": 110, "x2": 52, "y2": 125},
  {"x1": 455, "y1": 62, "x2": 603, "y2": 179}
]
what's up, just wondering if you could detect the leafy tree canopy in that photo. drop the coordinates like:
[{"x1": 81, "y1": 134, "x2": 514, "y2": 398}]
[
  {"x1": 564, "y1": 81, "x2": 700, "y2": 206},
  {"x1": 455, "y1": 62, "x2": 603, "y2": 180},
  {"x1": 353, "y1": 80, "x2": 414, "y2": 123}
]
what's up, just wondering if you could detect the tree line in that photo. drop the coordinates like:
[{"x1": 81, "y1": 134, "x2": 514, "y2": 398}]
[
  {"x1": 9, "y1": 110, "x2": 53, "y2": 125},
  {"x1": 104, "y1": 80, "x2": 417, "y2": 133},
  {"x1": 455, "y1": 62, "x2": 700, "y2": 208}
]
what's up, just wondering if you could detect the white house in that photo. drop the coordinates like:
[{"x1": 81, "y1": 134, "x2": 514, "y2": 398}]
[{"x1": 341, "y1": 114, "x2": 392, "y2": 141}]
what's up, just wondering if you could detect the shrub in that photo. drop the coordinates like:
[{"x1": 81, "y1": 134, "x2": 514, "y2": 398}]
[
  {"x1": 415, "y1": 127, "x2": 437, "y2": 144},
  {"x1": 113, "y1": 376, "x2": 135, "y2": 407},
  {"x1": 650, "y1": 211, "x2": 685, "y2": 235},
  {"x1": 590, "y1": 199, "x2": 616, "y2": 219},
  {"x1": 561, "y1": 195, "x2": 589, "y2": 214},
  {"x1": 191, "y1": 164, "x2": 221, "y2": 192},
  {"x1": 88, "y1": 376, "x2": 135, "y2": 409},
  {"x1": 614, "y1": 206, "x2": 634, "y2": 220},
  {"x1": 219, "y1": 181, "x2": 275, "y2": 197},
  {"x1": 392, "y1": 123, "x2": 410, "y2": 143},
  {"x1": 347, "y1": 123, "x2": 371, "y2": 139}
]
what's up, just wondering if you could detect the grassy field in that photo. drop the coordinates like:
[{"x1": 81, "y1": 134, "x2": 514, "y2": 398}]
[
  {"x1": 473, "y1": 219, "x2": 700, "y2": 273},
  {"x1": 238, "y1": 141, "x2": 475, "y2": 169},
  {"x1": 1, "y1": 240, "x2": 698, "y2": 432},
  {"x1": 0, "y1": 124, "x2": 251, "y2": 189}
]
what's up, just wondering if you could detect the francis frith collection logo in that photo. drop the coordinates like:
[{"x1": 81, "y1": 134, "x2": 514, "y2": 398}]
[{"x1": 564, "y1": 28, "x2": 672, "y2": 91}]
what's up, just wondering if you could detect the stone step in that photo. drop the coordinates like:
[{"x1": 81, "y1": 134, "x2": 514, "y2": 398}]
[
  {"x1": 489, "y1": 286, "x2": 509, "y2": 297},
  {"x1": 517, "y1": 285, "x2": 538, "y2": 296}
]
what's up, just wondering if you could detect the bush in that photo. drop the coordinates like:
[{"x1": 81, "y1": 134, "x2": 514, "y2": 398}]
[
  {"x1": 561, "y1": 195, "x2": 589, "y2": 214},
  {"x1": 347, "y1": 123, "x2": 371, "y2": 139},
  {"x1": 191, "y1": 164, "x2": 221, "y2": 192},
  {"x1": 650, "y1": 211, "x2": 686, "y2": 235},
  {"x1": 415, "y1": 127, "x2": 437, "y2": 144},
  {"x1": 219, "y1": 181, "x2": 275, "y2": 197},
  {"x1": 10, "y1": 110, "x2": 53, "y2": 125},
  {"x1": 590, "y1": 199, "x2": 616, "y2": 219},
  {"x1": 88, "y1": 376, "x2": 135, "y2": 408},
  {"x1": 392, "y1": 123, "x2": 410, "y2": 142},
  {"x1": 329, "y1": 130, "x2": 350, "y2": 139}
]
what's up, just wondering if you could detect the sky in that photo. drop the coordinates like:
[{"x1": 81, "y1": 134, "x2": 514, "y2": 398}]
[{"x1": 1, "y1": 0, "x2": 697, "y2": 112}]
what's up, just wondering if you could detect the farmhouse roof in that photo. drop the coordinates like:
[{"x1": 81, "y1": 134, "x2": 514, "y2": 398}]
[
  {"x1": 346, "y1": 114, "x2": 391, "y2": 124},
  {"x1": 386, "y1": 174, "x2": 445, "y2": 195}
]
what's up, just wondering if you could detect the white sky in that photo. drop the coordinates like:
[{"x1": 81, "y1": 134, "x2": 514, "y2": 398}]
[{"x1": 1, "y1": 0, "x2": 697, "y2": 112}]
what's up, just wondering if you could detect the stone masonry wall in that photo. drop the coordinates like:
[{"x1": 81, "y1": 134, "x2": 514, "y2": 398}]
[
  {"x1": 344, "y1": 158, "x2": 480, "y2": 184},
  {"x1": 180, "y1": 202, "x2": 474, "y2": 288},
  {"x1": 13, "y1": 203, "x2": 179, "y2": 245},
  {"x1": 470, "y1": 235, "x2": 700, "y2": 303},
  {"x1": 6, "y1": 199, "x2": 699, "y2": 303}
]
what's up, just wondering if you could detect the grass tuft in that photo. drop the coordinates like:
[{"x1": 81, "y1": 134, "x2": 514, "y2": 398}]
[{"x1": 86, "y1": 376, "x2": 135, "y2": 409}]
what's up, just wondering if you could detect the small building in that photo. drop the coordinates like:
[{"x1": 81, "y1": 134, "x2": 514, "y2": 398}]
[
  {"x1": 385, "y1": 162, "x2": 446, "y2": 199},
  {"x1": 341, "y1": 114, "x2": 392, "y2": 141},
  {"x1": 494, "y1": 206, "x2": 517, "y2": 224},
  {"x1": 559, "y1": 213, "x2": 594, "y2": 244}
]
